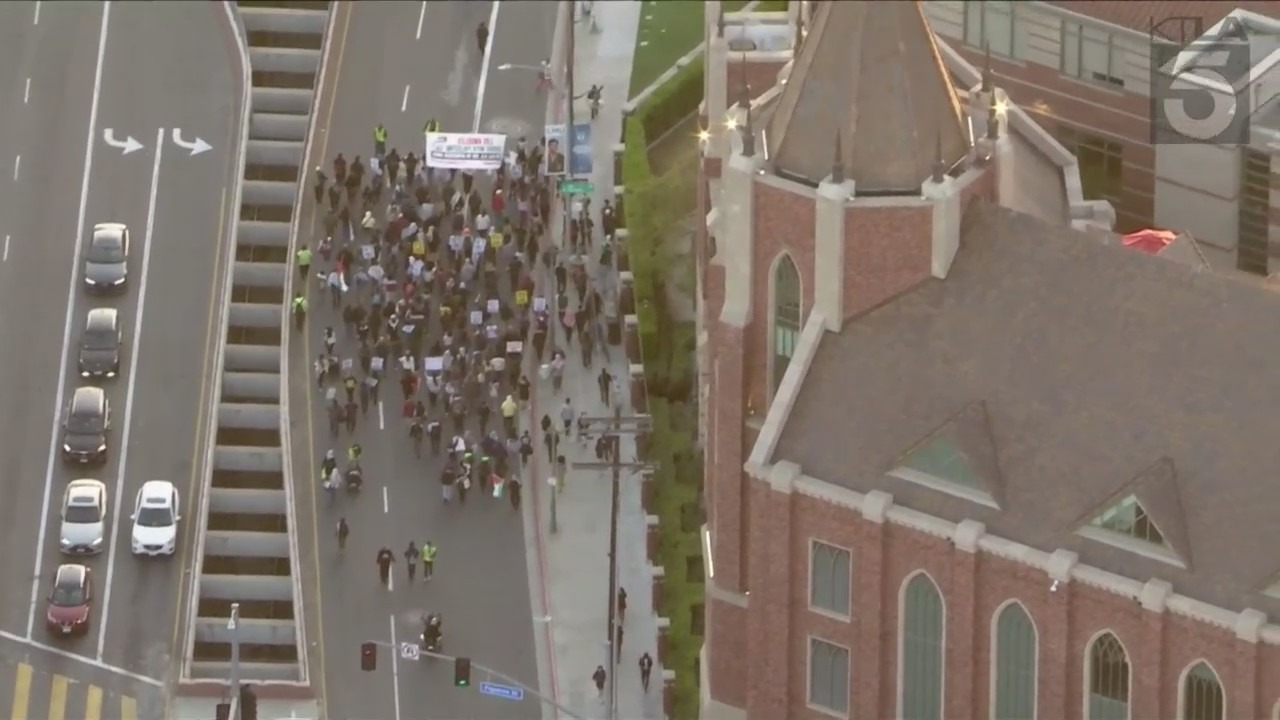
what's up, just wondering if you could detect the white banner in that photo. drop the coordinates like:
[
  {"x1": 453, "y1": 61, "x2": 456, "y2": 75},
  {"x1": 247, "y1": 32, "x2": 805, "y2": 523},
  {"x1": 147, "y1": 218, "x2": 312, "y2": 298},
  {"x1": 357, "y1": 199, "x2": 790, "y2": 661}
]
[{"x1": 425, "y1": 132, "x2": 506, "y2": 170}]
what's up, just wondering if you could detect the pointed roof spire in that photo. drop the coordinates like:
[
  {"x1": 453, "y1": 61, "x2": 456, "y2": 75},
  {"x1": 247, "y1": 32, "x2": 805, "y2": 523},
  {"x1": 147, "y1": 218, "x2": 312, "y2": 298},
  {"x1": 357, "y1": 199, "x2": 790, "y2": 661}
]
[
  {"x1": 831, "y1": 129, "x2": 845, "y2": 184},
  {"x1": 931, "y1": 132, "x2": 946, "y2": 183},
  {"x1": 981, "y1": 44, "x2": 994, "y2": 93}
]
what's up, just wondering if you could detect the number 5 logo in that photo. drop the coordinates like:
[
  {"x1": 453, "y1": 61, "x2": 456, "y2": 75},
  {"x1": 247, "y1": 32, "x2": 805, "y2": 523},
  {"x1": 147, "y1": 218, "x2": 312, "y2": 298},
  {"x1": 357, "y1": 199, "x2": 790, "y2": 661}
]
[{"x1": 1152, "y1": 15, "x2": 1255, "y2": 145}]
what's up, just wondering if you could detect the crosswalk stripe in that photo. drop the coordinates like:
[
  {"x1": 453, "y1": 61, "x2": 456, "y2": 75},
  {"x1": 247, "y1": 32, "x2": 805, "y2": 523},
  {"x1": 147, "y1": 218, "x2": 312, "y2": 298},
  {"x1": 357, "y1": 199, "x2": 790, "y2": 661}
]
[
  {"x1": 84, "y1": 685, "x2": 102, "y2": 720},
  {"x1": 48, "y1": 675, "x2": 68, "y2": 720},
  {"x1": 120, "y1": 694, "x2": 137, "y2": 720},
  {"x1": 9, "y1": 663, "x2": 31, "y2": 720}
]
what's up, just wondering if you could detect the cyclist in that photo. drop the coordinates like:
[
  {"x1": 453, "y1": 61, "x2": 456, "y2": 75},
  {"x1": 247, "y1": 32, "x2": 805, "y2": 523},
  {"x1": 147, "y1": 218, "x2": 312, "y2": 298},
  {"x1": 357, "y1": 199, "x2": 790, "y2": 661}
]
[
  {"x1": 586, "y1": 84, "x2": 603, "y2": 120},
  {"x1": 336, "y1": 517, "x2": 349, "y2": 551},
  {"x1": 537, "y1": 58, "x2": 552, "y2": 92}
]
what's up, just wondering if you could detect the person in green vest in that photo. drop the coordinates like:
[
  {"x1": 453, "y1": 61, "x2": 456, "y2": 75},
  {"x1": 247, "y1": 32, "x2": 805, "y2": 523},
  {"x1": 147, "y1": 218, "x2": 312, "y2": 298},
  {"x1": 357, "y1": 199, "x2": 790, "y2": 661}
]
[
  {"x1": 373, "y1": 123, "x2": 388, "y2": 158},
  {"x1": 292, "y1": 292, "x2": 307, "y2": 332},
  {"x1": 420, "y1": 541, "x2": 437, "y2": 580},
  {"x1": 424, "y1": 118, "x2": 440, "y2": 134},
  {"x1": 295, "y1": 244, "x2": 312, "y2": 281}
]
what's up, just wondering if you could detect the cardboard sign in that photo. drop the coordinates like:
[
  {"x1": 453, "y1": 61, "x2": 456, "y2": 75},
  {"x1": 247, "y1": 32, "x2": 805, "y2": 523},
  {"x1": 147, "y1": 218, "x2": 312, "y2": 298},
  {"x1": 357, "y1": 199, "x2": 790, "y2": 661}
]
[
  {"x1": 506, "y1": 341, "x2": 524, "y2": 353},
  {"x1": 470, "y1": 310, "x2": 483, "y2": 326},
  {"x1": 371, "y1": 356, "x2": 384, "y2": 373},
  {"x1": 487, "y1": 299, "x2": 500, "y2": 313},
  {"x1": 533, "y1": 297, "x2": 546, "y2": 312},
  {"x1": 361, "y1": 244, "x2": 376, "y2": 260},
  {"x1": 515, "y1": 290, "x2": 529, "y2": 306},
  {"x1": 341, "y1": 358, "x2": 354, "y2": 371},
  {"x1": 424, "y1": 356, "x2": 444, "y2": 372}
]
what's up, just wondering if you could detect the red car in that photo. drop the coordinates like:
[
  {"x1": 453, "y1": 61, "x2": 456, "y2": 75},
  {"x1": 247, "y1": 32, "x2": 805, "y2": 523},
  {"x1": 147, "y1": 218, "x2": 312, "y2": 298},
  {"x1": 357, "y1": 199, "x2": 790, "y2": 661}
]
[{"x1": 46, "y1": 564, "x2": 92, "y2": 636}]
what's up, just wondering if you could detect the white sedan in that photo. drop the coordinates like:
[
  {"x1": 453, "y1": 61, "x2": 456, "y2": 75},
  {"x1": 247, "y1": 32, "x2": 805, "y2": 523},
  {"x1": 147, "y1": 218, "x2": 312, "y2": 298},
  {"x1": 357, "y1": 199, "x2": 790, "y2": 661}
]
[
  {"x1": 60, "y1": 479, "x2": 107, "y2": 555},
  {"x1": 130, "y1": 480, "x2": 180, "y2": 557}
]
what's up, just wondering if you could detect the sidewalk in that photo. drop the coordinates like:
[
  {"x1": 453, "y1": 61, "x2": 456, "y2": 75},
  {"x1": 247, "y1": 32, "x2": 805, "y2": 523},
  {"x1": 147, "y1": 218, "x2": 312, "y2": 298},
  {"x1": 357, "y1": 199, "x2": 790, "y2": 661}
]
[{"x1": 527, "y1": 2, "x2": 661, "y2": 720}]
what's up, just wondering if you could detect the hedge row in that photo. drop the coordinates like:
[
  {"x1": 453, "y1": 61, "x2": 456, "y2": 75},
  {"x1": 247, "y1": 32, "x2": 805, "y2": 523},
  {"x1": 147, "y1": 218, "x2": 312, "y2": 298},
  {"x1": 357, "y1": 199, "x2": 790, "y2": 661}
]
[
  {"x1": 646, "y1": 399, "x2": 704, "y2": 720},
  {"x1": 622, "y1": 55, "x2": 706, "y2": 720}
]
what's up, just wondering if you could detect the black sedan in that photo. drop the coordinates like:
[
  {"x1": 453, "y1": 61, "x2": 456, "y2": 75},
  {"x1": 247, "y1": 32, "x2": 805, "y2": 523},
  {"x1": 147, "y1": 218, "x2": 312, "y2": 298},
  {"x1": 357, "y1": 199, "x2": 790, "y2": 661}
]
[
  {"x1": 83, "y1": 222, "x2": 129, "y2": 293},
  {"x1": 78, "y1": 307, "x2": 122, "y2": 379}
]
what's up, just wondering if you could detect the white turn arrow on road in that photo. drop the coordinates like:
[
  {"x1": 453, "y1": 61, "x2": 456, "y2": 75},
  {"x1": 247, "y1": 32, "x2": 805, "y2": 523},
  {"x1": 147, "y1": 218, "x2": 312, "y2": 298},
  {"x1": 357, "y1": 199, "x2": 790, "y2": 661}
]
[
  {"x1": 171, "y1": 128, "x2": 212, "y2": 156},
  {"x1": 102, "y1": 128, "x2": 144, "y2": 155}
]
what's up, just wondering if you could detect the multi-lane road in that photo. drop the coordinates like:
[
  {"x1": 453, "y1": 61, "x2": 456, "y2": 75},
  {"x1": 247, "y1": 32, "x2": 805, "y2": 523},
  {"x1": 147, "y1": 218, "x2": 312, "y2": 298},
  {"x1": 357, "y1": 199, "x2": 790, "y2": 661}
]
[
  {"x1": 288, "y1": 2, "x2": 558, "y2": 719},
  {"x1": 0, "y1": 1, "x2": 241, "y2": 715}
]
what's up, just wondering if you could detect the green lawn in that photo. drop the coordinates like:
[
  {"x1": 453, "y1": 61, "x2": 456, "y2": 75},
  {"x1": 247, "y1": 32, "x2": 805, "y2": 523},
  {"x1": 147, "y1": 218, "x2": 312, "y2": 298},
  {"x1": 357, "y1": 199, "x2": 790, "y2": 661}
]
[{"x1": 628, "y1": 0, "x2": 762, "y2": 99}]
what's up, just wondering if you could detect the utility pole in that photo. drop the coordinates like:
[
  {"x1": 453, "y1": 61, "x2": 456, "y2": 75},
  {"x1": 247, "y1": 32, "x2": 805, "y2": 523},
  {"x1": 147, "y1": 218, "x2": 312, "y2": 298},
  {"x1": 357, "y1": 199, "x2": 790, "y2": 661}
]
[
  {"x1": 573, "y1": 406, "x2": 654, "y2": 720},
  {"x1": 228, "y1": 602, "x2": 242, "y2": 720},
  {"x1": 559, "y1": 0, "x2": 578, "y2": 256}
]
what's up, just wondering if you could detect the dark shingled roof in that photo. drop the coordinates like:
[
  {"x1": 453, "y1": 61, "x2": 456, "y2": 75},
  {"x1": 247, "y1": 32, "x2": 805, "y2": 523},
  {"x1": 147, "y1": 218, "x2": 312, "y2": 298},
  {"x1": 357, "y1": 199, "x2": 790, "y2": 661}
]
[
  {"x1": 765, "y1": 1, "x2": 968, "y2": 192},
  {"x1": 773, "y1": 203, "x2": 1280, "y2": 615}
]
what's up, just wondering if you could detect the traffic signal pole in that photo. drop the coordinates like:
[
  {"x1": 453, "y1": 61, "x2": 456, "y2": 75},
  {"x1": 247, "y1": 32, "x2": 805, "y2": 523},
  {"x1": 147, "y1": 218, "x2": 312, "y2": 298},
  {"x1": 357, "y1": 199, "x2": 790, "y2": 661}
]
[
  {"x1": 367, "y1": 641, "x2": 587, "y2": 720},
  {"x1": 572, "y1": 407, "x2": 654, "y2": 720}
]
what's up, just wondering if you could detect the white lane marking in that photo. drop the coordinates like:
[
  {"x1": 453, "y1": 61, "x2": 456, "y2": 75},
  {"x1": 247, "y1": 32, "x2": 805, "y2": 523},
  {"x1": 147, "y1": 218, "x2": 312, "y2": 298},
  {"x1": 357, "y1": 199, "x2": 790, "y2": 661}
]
[
  {"x1": 0, "y1": 629, "x2": 165, "y2": 687},
  {"x1": 415, "y1": 1, "x2": 426, "y2": 40},
  {"x1": 96, "y1": 126, "x2": 164, "y2": 661},
  {"x1": 24, "y1": 77, "x2": 30, "y2": 104},
  {"x1": 387, "y1": 569, "x2": 394, "y2": 592},
  {"x1": 378, "y1": 400, "x2": 385, "y2": 430},
  {"x1": 32, "y1": 1, "x2": 40, "y2": 25},
  {"x1": 473, "y1": 1, "x2": 502, "y2": 132},
  {"x1": 382, "y1": 486, "x2": 389, "y2": 514},
  {"x1": 2, "y1": 235, "x2": 9, "y2": 262},
  {"x1": 388, "y1": 615, "x2": 403, "y2": 720},
  {"x1": 401, "y1": 84, "x2": 410, "y2": 113},
  {"x1": 12, "y1": 155, "x2": 19, "y2": 180},
  {"x1": 25, "y1": 0, "x2": 110, "y2": 641}
]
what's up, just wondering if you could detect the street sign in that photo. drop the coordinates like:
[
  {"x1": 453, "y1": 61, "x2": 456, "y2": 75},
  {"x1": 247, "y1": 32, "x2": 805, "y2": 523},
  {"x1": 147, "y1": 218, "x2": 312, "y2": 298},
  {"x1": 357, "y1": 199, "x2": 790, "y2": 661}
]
[
  {"x1": 399, "y1": 642, "x2": 420, "y2": 660},
  {"x1": 478, "y1": 681, "x2": 524, "y2": 701},
  {"x1": 559, "y1": 179, "x2": 594, "y2": 195}
]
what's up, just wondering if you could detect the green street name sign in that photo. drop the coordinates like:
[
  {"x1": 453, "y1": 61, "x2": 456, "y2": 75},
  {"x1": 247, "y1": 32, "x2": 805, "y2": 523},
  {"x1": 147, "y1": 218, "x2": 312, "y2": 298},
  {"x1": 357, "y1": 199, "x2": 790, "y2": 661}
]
[{"x1": 559, "y1": 179, "x2": 594, "y2": 195}]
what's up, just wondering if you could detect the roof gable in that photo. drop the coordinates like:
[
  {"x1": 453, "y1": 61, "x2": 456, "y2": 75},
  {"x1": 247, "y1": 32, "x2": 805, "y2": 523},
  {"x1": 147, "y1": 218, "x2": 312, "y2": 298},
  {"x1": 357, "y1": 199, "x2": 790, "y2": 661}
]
[
  {"x1": 889, "y1": 401, "x2": 1005, "y2": 508},
  {"x1": 1076, "y1": 457, "x2": 1192, "y2": 567}
]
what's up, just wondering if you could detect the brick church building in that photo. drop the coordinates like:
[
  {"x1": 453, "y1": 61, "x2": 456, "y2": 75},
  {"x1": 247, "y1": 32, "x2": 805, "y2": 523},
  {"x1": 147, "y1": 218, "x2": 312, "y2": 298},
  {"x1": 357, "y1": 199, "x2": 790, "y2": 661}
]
[{"x1": 694, "y1": 2, "x2": 1280, "y2": 719}]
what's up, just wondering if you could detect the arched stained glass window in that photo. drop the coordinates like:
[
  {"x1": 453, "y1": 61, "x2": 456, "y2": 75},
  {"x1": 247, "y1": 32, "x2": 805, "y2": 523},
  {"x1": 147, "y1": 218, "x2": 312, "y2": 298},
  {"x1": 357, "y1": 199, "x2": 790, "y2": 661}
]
[
  {"x1": 900, "y1": 573, "x2": 944, "y2": 720},
  {"x1": 1087, "y1": 633, "x2": 1130, "y2": 720},
  {"x1": 1180, "y1": 662, "x2": 1224, "y2": 720},
  {"x1": 992, "y1": 602, "x2": 1037, "y2": 719},
  {"x1": 772, "y1": 254, "x2": 801, "y2": 392}
]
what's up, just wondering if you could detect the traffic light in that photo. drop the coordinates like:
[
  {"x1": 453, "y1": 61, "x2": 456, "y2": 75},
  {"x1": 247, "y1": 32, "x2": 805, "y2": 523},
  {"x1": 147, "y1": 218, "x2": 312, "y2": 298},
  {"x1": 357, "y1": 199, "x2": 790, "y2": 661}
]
[
  {"x1": 454, "y1": 656, "x2": 471, "y2": 686},
  {"x1": 361, "y1": 641, "x2": 377, "y2": 672},
  {"x1": 214, "y1": 702, "x2": 231, "y2": 720}
]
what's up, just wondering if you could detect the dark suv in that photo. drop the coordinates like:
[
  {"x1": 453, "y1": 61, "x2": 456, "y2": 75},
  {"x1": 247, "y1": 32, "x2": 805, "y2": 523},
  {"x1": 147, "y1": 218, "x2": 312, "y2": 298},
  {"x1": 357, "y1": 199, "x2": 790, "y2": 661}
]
[
  {"x1": 62, "y1": 387, "x2": 110, "y2": 464},
  {"x1": 78, "y1": 308, "x2": 122, "y2": 379}
]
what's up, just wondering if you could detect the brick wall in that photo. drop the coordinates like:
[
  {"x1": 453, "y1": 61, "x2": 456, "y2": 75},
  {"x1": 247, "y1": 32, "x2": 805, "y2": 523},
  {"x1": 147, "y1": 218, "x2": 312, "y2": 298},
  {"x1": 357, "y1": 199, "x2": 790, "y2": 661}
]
[
  {"x1": 704, "y1": 482, "x2": 1280, "y2": 718},
  {"x1": 842, "y1": 204, "x2": 932, "y2": 321}
]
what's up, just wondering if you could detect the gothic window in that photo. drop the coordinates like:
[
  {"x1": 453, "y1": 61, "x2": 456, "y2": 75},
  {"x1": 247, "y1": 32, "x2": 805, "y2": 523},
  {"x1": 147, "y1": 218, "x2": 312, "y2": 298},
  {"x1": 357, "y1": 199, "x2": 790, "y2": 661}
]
[
  {"x1": 1180, "y1": 662, "x2": 1224, "y2": 720},
  {"x1": 1087, "y1": 633, "x2": 1130, "y2": 720},
  {"x1": 900, "y1": 573, "x2": 945, "y2": 720},
  {"x1": 772, "y1": 254, "x2": 801, "y2": 392},
  {"x1": 992, "y1": 602, "x2": 1037, "y2": 719}
]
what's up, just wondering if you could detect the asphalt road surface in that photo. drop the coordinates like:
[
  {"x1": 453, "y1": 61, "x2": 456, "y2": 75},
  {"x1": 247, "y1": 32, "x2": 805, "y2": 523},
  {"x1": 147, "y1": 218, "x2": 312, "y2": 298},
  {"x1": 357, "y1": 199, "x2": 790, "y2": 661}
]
[
  {"x1": 0, "y1": 0, "x2": 240, "y2": 706},
  {"x1": 289, "y1": 2, "x2": 558, "y2": 718}
]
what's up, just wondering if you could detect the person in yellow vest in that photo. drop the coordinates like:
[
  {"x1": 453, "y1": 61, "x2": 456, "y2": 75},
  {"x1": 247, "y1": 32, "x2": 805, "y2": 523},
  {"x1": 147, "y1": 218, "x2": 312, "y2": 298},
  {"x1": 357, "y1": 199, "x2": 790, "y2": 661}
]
[
  {"x1": 373, "y1": 123, "x2": 388, "y2": 157},
  {"x1": 291, "y1": 292, "x2": 308, "y2": 332},
  {"x1": 420, "y1": 541, "x2": 437, "y2": 580},
  {"x1": 411, "y1": 233, "x2": 426, "y2": 258},
  {"x1": 501, "y1": 394, "x2": 518, "y2": 436},
  {"x1": 295, "y1": 244, "x2": 312, "y2": 281}
]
